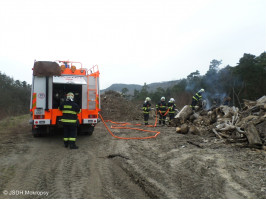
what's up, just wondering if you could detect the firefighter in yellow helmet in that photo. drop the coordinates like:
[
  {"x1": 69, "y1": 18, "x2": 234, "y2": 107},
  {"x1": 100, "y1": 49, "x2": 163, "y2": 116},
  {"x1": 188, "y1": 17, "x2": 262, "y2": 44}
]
[
  {"x1": 59, "y1": 92, "x2": 81, "y2": 149},
  {"x1": 143, "y1": 97, "x2": 151, "y2": 125}
]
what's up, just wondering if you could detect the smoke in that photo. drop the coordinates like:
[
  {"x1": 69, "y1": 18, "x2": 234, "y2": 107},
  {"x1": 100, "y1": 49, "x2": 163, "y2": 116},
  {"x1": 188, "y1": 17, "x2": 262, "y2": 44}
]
[
  {"x1": 202, "y1": 91, "x2": 227, "y2": 110},
  {"x1": 185, "y1": 66, "x2": 231, "y2": 110},
  {"x1": 185, "y1": 81, "x2": 197, "y2": 92}
]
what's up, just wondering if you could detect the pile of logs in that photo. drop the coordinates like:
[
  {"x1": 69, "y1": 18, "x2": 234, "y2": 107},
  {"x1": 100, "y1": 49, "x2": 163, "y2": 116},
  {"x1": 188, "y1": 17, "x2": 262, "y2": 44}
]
[{"x1": 172, "y1": 96, "x2": 266, "y2": 149}]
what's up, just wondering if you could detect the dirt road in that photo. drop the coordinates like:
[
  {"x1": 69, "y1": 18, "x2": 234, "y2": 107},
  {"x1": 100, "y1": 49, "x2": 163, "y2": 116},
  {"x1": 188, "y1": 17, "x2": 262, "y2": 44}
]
[{"x1": 0, "y1": 116, "x2": 265, "y2": 199}]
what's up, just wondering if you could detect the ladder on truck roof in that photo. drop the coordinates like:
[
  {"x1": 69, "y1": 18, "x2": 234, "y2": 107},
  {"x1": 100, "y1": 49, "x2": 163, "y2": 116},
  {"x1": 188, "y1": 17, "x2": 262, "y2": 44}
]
[{"x1": 87, "y1": 65, "x2": 100, "y2": 111}]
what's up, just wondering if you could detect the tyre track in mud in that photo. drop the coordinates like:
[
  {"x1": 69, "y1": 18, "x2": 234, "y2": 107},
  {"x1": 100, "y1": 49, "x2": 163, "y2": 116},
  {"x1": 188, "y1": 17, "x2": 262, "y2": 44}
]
[
  {"x1": 94, "y1": 132, "x2": 150, "y2": 199},
  {"x1": 0, "y1": 124, "x2": 149, "y2": 199},
  {"x1": 106, "y1": 124, "x2": 265, "y2": 199},
  {"x1": 0, "y1": 131, "x2": 102, "y2": 198}
]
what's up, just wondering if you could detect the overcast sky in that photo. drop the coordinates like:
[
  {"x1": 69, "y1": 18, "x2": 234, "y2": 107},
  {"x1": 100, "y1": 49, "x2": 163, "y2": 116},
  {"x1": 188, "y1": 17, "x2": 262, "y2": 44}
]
[{"x1": 0, "y1": 0, "x2": 265, "y2": 89}]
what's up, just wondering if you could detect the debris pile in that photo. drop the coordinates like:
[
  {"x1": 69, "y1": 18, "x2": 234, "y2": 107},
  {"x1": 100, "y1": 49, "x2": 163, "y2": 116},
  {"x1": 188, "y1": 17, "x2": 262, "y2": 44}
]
[
  {"x1": 173, "y1": 96, "x2": 266, "y2": 149},
  {"x1": 100, "y1": 91, "x2": 142, "y2": 121}
]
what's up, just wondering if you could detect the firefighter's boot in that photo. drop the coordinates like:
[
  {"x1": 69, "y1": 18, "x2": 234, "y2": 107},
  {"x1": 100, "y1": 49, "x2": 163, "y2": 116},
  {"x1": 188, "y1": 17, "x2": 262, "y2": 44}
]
[
  {"x1": 64, "y1": 141, "x2": 69, "y2": 148},
  {"x1": 70, "y1": 141, "x2": 79, "y2": 149}
]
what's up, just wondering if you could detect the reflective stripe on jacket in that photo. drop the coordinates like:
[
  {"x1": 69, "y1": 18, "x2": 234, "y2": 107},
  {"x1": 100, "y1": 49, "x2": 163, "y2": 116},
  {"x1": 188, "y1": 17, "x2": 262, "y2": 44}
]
[
  {"x1": 59, "y1": 100, "x2": 81, "y2": 125},
  {"x1": 192, "y1": 92, "x2": 202, "y2": 101},
  {"x1": 157, "y1": 101, "x2": 167, "y2": 113}
]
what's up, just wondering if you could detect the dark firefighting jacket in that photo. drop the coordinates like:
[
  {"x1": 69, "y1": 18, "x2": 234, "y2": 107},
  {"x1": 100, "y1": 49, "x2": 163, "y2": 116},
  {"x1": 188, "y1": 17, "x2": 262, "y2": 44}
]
[
  {"x1": 156, "y1": 101, "x2": 167, "y2": 114},
  {"x1": 167, "y1": 102, "x2": 176, "y2": 114},
  {"x1": 192, "y1": 92, "x2": 203, "y2": 102},
  {"x1": 143, "y1": 101, "x2": 151, "y2": 114},
  {"x1": 59, "y1": 100, "x2": 81, "y2": 126}
]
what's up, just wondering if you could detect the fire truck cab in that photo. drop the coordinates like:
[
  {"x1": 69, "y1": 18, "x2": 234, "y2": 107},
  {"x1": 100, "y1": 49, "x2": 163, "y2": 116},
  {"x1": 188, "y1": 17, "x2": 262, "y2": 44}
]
[{"x1": 30, "y1": 60, "x2": 100, "y2": 137}]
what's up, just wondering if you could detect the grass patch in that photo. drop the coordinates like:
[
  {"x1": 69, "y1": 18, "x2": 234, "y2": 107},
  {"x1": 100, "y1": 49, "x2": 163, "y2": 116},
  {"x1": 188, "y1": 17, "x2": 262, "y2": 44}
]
[
  {"x1": 0, "y1": 165, "x2": 16, "y2": 192},
  {"x1": 0, "y1": 114, "x2": 31, "y2": 136}
]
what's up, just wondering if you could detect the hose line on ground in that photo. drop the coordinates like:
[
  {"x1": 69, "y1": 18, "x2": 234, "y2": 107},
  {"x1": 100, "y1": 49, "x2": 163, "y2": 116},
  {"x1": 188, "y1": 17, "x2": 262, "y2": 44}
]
[{"x1": 99, "y1": 112, "x2": 161, "y2": 140}]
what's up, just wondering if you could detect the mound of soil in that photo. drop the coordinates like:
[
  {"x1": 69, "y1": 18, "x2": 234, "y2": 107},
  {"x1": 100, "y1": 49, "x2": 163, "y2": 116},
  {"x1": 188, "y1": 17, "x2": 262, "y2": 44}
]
[{"x1": 100, "y1": 91, "x2": 142, "y2": 121}]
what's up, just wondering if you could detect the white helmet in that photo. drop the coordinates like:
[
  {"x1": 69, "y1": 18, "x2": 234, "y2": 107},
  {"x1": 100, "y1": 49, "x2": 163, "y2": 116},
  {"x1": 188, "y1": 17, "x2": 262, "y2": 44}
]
[
  {"x1": 66, "y1": 92, "x2": 74, "y2": 101},
  {"x1": 161, "y1": 96, "x2": 165, "y2": 101},
  {"x1": 145, "y1": 97, "x2": 151, "y2": 102},
  {"x1": 170, "y1": 98, "x2": 175, "y2": 102},
  {"x1": 198, "y1": 88, "x2": 205, "y2": 93}
]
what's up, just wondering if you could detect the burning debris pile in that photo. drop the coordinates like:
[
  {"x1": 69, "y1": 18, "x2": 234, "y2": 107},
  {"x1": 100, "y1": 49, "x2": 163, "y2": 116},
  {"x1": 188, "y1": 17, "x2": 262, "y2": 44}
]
[
  {"x1": 172, "y1": 96, "x2": 266, "y2": 149},
  {"x1": 100, "y1": 91, "x2": 142, "y2": 121}
]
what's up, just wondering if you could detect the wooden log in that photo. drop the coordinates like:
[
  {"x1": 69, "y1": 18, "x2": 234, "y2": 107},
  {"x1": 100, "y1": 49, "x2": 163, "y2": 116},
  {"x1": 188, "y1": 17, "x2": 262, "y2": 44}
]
[
  {"x1": 188, "y1": 126, "x2": 199, "y2": 135},
  {"x1": 243, "y1": 99, "x2": 257, "y2": 108},
  {"x1": 180, "y1": 124, "x2": 189, "y2": 134},
  {"x1": 219, "y1": 132, "x2": 230, "y2": 138},
  {"x1": 237, "y1": 115, "x2": 263, "y2": 128},
  {"x1": 212, "y1": 128, "x2": 223, "y2": 139},
  {"x1": 236, "y1": 127, "x2": 245, "y2": 133},
  {"x1": 216, "y1": 123, "x2": 235, "y2": 131},
  {"x1": 174, "y1": 105, "x2": 193, "y2": 123},
  {"x1": 189, "y1": 113, "x2": 199, "y2": 121},
  {"x1": 176, "y1": 127, "x2": 181, "y2": 133},
  {"x1": 220, "y1": 106, "x2": 239, "y2": 118},
  {"x1": 244, "y1": 122, "x2": 262, "y2": 148},
  {"x1": 256, "y1": 95, "x2": 266, "y2": 104}
]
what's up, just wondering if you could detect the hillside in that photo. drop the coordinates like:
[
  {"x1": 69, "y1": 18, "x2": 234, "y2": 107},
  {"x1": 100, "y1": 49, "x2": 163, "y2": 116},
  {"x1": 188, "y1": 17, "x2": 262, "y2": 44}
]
[
  {"x1": 101, "y1": 83, "x2": 142, "y2": 95},
  {"x1": 101, "y1": 80, "x2": 180, "y2": 95}
]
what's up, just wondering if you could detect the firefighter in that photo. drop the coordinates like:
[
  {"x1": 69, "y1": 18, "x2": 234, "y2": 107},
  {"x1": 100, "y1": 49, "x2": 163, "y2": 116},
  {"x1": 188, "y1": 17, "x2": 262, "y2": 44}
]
[
  {"x1": 190, "y1": 89, "x2": 205, "y2": 111},
  {"x1": 143, "y1": 97, "x2": 151, "y2": 125},
  {"x1": 156, "y1": 96, "x2": 167, "y2": 125},
  {"x1": 59, "y1": 92, "x2": 80, "y2": 149},
  {"x1": 167, "y1": 98, "x2": 176, "y2": 125}
]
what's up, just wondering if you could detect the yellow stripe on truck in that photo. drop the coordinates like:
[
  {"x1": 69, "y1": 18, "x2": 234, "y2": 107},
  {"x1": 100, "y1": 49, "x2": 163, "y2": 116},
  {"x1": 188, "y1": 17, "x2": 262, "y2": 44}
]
[{"x1": 32, "y1": 93, "x2": 37, "y2": 109}]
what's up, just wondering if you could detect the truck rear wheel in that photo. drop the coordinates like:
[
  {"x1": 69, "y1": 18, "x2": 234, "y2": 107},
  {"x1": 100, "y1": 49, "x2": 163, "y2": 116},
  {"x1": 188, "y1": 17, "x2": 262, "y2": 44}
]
[
  {"x1": 32, "y1": 125, "x2": 40, "y2": 137},
  {"x1": 78, "y1": 125, "x2": 94, "y2": 136},
  {"x1": 32, "y1": 125, "x2": 46, "y2": 137}
]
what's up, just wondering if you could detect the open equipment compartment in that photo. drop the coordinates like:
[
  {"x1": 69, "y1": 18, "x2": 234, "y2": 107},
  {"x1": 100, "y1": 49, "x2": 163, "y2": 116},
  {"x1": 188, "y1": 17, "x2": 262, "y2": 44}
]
[{"x1": 52, "y1": 83, "x2": 82, "y2": 109}]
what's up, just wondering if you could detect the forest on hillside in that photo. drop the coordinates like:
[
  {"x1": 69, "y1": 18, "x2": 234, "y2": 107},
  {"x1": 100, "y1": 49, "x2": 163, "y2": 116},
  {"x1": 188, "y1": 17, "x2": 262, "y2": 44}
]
[
  {"x1": 131, "y1": 52, "x2": 266, "y2": 109},
  {"x1": 0, "y1": 72, "x2": 31, "y2": 119}
]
